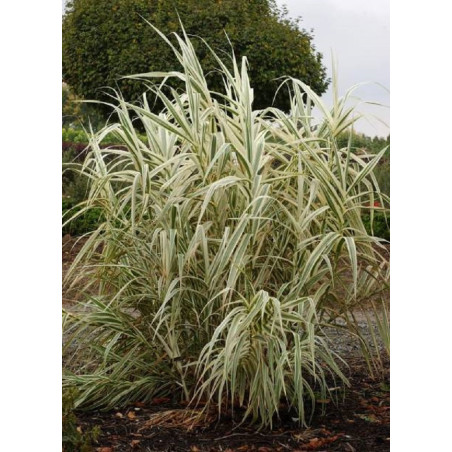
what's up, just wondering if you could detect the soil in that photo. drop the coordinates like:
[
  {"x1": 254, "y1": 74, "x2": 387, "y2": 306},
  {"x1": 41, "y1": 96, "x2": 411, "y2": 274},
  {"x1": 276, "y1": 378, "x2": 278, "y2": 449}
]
[
  {"x1": 63, "y1": 235, "x2": 389, "y2": 452},
  {"x1": 75, "y1": 357, "x2": 389, "y2": 452}
]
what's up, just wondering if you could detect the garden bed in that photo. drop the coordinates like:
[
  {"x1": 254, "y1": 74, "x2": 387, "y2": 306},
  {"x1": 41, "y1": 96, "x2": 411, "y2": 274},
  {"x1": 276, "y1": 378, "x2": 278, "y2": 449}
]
[
  {"x1": 63, "y1": 235, "x2": 389, "y2": 451},
  {"x1": 73, "y1": 357, "x2": 389, "y2": 452}
]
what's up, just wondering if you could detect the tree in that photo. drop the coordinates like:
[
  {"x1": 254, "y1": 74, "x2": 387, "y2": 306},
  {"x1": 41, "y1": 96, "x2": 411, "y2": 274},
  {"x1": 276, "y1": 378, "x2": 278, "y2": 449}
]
[{"x1": 62, "y1": 0, "x2": 329, "y2": 113}]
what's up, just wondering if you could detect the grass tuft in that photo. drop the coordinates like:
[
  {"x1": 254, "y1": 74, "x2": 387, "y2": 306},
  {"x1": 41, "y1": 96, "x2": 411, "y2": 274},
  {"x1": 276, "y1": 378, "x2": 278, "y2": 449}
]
[{"x1": 63, "y1": 25, "x2": 389, "y2": 428}]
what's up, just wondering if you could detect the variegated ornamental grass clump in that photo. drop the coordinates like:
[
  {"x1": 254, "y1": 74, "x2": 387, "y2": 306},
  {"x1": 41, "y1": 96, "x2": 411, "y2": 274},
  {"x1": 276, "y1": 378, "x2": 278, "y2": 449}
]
[{"x1": 63, "y1": 26, "x2": 389, "y2": 428}]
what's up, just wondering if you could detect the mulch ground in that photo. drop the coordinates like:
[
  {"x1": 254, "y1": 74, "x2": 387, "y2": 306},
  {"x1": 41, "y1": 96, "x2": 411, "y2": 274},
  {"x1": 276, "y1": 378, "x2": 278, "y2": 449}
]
[
  {"x1": 75, "y1": 359, "x2": 389, "y2": 452},
  {"x1": 63, "y1": 234, "x2": 389, "y2": 452}
]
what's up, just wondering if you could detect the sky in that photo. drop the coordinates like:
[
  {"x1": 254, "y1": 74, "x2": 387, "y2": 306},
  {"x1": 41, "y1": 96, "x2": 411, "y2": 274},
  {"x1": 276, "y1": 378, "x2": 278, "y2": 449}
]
[
  {"x1": 275, "y1": 0, "x2": 389, "y2": 137},
  {"x1": 62, "y1": 0, "x2": 389, "y2": 137}
]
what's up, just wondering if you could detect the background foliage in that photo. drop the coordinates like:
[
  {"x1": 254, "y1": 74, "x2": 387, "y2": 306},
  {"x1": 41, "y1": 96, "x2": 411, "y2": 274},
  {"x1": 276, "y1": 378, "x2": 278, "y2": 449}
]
[
  {"x1": 337, "y1": 132, "x2": 390, "y2": 196},
  {"x1": 63, "y1": 84, "x2": 105, "y2": 130},
  {"x1": 62, "y1": 0, "x2": 328, "y2": 113}
]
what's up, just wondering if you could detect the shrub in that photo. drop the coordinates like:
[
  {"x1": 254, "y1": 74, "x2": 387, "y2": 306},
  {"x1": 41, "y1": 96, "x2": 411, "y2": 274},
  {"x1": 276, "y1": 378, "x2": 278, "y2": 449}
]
[
  {"x1": 63, "y1": 199, "x2": 103, "y2": 236},
  {"x1": 62, "y1": 388, "x2": 100, "y2": 452},
  {"x1": 62, "y1": 147, "x2": 90, "y2": 202},
  {"x1": 62, "y1": 139, "x2": 130, "y2": 204},
  {"x1": 336, "y1": 132, "x2": 390, "y2": 196},
  {"x1": 362, "y1": 212, "x2": 390, "y2": 241},
  {"x1": 62, "y1": 142, "x2": 88, "y2": 157},
  {"x1": 374, "y1": 160, "x2": 390, "y2": 196},
  {"x1": 63, "y1": 27, "x2": 389, "y2": 428}
]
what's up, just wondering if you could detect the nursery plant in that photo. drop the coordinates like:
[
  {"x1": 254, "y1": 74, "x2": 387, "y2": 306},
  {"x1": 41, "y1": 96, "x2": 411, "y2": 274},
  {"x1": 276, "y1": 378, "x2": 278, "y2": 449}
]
[{"x1": 63, "y1": 25, "x2": 389, "y2": 428}]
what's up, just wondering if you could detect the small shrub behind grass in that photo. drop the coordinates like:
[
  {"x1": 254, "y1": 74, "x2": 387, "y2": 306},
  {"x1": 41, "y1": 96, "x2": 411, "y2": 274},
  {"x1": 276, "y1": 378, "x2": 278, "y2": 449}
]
[
  {"x1": 62, "y1": 388, "x2": 100, "y2": 452},
  {"x1": 362, "y1": 212, "x2": 390, "y2": 241},
  {"x1": 63, "y1": 199, "x2": 103, "y2": 236}
]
